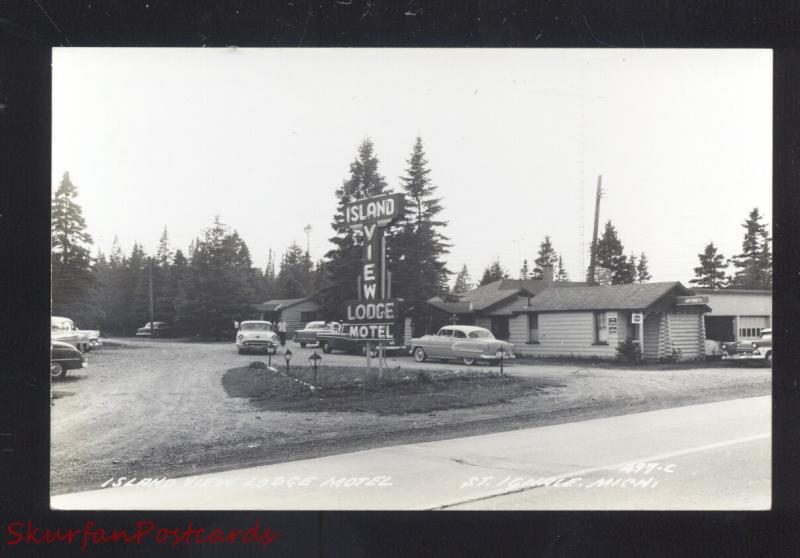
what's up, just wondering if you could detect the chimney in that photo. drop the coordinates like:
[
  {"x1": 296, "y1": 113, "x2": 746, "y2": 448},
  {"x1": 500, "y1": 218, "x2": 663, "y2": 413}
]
[{"x1": 542, "y1": 264, "x2": 554, "y2": 282}]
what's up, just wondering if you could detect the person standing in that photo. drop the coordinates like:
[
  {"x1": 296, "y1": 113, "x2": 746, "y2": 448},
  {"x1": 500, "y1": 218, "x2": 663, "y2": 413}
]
[{"x1": 277, "y1": 318, "x2": 287, "y2": 346}]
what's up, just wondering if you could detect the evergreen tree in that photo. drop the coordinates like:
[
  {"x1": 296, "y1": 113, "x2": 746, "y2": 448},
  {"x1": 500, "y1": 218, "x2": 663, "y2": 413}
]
[
  {"x1": 591, "y1": 221, "x2": 634, "y2": 285},
  {"x1": 480, "y1": 259, "x2": 508, "y2": 285},
  {"x1": 555, "y1": 255, "x2": 569, "y2": 281},
  {"x1": 152, "y1": 227, "x2": 176, "y2": 324},
  {"x1": 519, "y1": 259, "x2": 530, "y2": 280},
  {"x1": 319, "y1": 138, "x2": 390, "y2": 319},
  {"x1": 51, "y1": 172, "x2": 102, "y2": 326},
  {"x1": 175, "y1": 216, "x2": 260, "y2": 338},
  {"x1": 275, "y1": 241, "x2": 314, "y2": 299},
  {"x1": 636, "y1": 252, "x2": 652, "y2": 283},
  {"x1": 533, "y1": 235, "x2": 558, "y2": 279},
  {"x1": 390, "y1": 137, "x2": 451, "y2": 302},
  {"x1": 731, "y1": 208, "x2": 771, "y2": 289},
  {"x1": 452, "y1": 264, "x2": 474, "y2": 294},
  {"x1": 690, "y1": 242, "x2": 728, "y2": 289}
]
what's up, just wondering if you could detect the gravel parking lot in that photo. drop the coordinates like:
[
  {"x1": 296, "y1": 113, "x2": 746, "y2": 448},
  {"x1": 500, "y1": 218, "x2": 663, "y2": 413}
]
[{"x1": 51, "y1": 338, "x2": 771, "y2": 495}]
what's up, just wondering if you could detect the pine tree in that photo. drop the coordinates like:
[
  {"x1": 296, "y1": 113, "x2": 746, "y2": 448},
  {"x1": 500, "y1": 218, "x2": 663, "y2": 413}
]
[
  {"x1": 175, "y1": 216, "x2": 260, "y2": 338},
  {"x1": 533, "y1": 235, "x2": 558, "y2": 279},
  {"x1": 480, "y1": 259, "x2": 508, "y2": 285},
  {"x1": 555, "y1": 255, "x2": 569, "y2": 281},
  {"x1": 519, "y1": 259, "x2": 530, "y2": 280},
  {"x1": 319, "y1": 138, "x2": 390, "y2": 319},
  {"x1": 690, "y1": 243, "x2": 728, "y2": 288},
  {"x1": 452, "y1": 264, "x2": 474, "y2": 294},
  {"x1": 390, "y1": 137, "x2": 451, "y2": 301},
  {"x1": 51, "y1": 171, "x2": 102, "y2": 326},
  {"x1": 731, "y1": 208, "x2": 771, "y2": 289},
  {"x1": 636, "y1": 252, "x2": 652, "y2": 283},
  {"x1": 591, "y1": 221, "x2": 633, "y2": 285},
  {"x1": 275, "y1": 241, "x2": 314, "y2": 299}
]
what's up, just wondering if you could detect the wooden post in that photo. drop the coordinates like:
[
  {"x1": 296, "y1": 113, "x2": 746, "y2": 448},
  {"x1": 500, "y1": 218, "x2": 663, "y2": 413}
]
[
  {"x1": 378, "y1": 342, "x2": 384, "y2": 382},
  {"x1": 587, "y1": 174, "x2": 603, "y2": 284}
]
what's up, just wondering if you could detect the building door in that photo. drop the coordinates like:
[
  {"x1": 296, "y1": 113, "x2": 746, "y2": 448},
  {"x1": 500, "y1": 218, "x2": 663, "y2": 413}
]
[{"x1": 704, "y1": 316, "x2": 735, "y2": 342}]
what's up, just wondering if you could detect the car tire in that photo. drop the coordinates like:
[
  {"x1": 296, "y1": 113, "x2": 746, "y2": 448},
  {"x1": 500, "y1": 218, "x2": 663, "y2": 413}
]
[
  {"x1": 300, "y1": 342, "x2": 307, "y2": 348},
  {"x1": 489, "y1": 360, "x2": 500, "y2": 366},
  {"x1": 413, "y1": 347, "x2": 427, "y2": 363},
  {"x1": 766, "y1": 352, "x2": 772, "y2": 366},
  {"x1": 362, "y1": 345, "x2": 378, "y2": 358},
  {"x1": 321, "y1": 342, "x2": 332, "y2": 354},
  {"x1": 238, "y1": 348, "x2": 245, "y2": 355},
  {"x1": 51, "y1": 362, "x2": 66, "y2": 380},
  {"x1": 462, "y1": 357, "x2": 476, "y2": 366}
]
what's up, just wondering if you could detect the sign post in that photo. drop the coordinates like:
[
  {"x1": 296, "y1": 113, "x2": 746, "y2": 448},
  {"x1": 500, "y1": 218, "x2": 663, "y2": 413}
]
[{"x1": 344, "y1": 193, "x2": 405, "y2": 378}]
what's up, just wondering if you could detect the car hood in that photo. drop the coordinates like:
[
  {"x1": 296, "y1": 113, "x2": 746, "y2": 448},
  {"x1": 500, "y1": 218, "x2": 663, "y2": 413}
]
[{"x1": 52, "y1": 340, "x2": 81, "y2": 351}]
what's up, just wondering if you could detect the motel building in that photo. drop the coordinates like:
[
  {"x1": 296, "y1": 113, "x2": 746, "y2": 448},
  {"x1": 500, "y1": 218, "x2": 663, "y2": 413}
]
[{"x1": 428, "y1": 271, "x2": 711, "y2": 361}]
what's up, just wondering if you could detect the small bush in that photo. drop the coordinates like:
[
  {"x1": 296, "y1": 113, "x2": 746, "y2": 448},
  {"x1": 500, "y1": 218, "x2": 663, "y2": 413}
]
[
  {"x1": 616, "y1": 340, "x2": 641, "y2": 363},
  {"x1": 659, "y1": 348, "x2": 682, "y2": 363}
]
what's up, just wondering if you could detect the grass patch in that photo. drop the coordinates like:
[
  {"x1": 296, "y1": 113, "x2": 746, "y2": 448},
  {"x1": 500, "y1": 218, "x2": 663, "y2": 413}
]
[{"x1": 222, "y1": 364, "x2": 565, "y2": 415}]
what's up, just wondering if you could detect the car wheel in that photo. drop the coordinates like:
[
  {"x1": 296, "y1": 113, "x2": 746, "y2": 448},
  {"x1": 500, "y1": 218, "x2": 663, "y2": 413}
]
[
  {"x1": 413, "y1": 347, "x2": 427, "y2": 362},
  {"x1": 300, "y1": 342, "x2": 307, "y2": 348},
  {"x1": 238, "y1": 348, "x2": 245, "y2": 355},
  {"x1": 489, "y1": 359, "x2": 500, "y2": 366},
  {"x1": 362, "y1": 345, "x2": 378, "y2": 358},
  {"x1": 51, "y1": 362, "x2": 66, "y2": 380},
  {"x1": 766, "y1": 352, "x2": 772, "y2": 366},
  {"x1": 321, "y1": 342, "x2": 332, "y2": 354},
  {"x1": 462, "y1": 357, "x2": 476, "y2": 366}
]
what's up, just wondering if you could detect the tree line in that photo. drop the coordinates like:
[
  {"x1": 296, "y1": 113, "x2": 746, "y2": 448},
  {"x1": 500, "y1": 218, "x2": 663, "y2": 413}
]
[
  {"x1": 689, "y1": 208, "x2": 772, "y2": 290},
  {"x1": 51, "y1": 136, "x2": 452, "y2": 335}
]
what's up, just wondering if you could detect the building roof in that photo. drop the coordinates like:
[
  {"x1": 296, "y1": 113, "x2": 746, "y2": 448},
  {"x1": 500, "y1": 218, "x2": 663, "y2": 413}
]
[
  {"x1": 255, "y1": 298, "x2": 316, "y2": 312},
  {"x1": 691, "y1": 288, "x2": 772, "y2": 296},
  {"x1": 514, "y1": 282, "x2": 693, "y2": 312},
  {"x1": 430, "y1": 278, "x2": 587, "y2": 313}
]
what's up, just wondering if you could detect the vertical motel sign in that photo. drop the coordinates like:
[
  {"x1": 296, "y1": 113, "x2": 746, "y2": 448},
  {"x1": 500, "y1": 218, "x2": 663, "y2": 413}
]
[{"x1": 344, "y1": 193, "x2": 405, "y2": 342}]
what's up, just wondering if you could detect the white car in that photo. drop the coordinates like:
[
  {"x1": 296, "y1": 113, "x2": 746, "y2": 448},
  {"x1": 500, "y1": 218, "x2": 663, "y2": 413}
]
[
  {"x1": 51, "y1": 316, "x2": 98, "y2": 353},
  {"x1": 409, "y1": 325, "x2": 516, "y2": 366},
  {"x1": 236, "y1": 320, "x2": 279, "y2": 354}
]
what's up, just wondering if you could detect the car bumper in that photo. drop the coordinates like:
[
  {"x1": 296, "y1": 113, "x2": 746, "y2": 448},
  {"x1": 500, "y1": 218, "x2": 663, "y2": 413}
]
[
  {"x1": 479, "y1": 352, "x2": 515, "y2": 360},
  {"x1": 237, "y1": 341, "x2": 278, "y2": 348},
  {"x1": 722, "y1": 352, "x2": 767, "y2": 360}
]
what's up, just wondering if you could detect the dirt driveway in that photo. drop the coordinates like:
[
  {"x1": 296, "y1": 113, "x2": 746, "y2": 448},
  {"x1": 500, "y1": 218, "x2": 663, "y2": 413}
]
[{"x1": 51, "y1": 338, "x2": 771, "y2": 495}]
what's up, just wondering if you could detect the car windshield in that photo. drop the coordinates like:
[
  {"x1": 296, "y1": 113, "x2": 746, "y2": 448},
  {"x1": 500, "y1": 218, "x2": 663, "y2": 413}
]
[
  {"x1": 468, "y1": 330, "x2": 494, "y2": 339},
  {"x1": 241, "y1": 323, "x2": 272, "y2": 331},
  {"x1": 51, "y1": 319, "x2": 73, "y2": 331}
]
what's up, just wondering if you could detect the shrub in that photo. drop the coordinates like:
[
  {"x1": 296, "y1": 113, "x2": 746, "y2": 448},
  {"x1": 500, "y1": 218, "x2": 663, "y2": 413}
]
[{"x1": 616, "y1": 340, "x2": 641, "y2": 363}]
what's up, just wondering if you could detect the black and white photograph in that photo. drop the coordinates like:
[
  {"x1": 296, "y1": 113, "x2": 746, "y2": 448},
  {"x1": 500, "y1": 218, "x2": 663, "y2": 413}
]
[{"x1": 48, "y1": 48, "x2": 772, "y2": 511}]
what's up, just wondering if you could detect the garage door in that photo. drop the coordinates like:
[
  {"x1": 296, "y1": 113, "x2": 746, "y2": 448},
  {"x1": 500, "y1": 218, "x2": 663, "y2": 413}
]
[{"x1": 738, "y1": 316, "x2": 770, "y2": 339}]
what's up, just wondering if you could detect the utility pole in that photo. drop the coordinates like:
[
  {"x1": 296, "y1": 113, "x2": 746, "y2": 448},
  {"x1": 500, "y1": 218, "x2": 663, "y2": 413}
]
[
  {"x1": 587, "y1": 174, "x2": 603, "y2": 284},
  {"x1": 148, "y1": 258, "x2": 155, "y2": 335}
]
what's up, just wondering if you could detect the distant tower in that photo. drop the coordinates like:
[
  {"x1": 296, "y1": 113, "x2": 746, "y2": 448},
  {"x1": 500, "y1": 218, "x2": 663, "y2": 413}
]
[{"x1": 303, "y1": 224, "x2": 312, "y2": 255}]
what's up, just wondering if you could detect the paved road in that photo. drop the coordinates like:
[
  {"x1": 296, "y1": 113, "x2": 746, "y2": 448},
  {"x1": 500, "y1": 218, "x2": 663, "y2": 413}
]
[{"x1": 52, "y1": 395, "x2": 770, "y2": 510}]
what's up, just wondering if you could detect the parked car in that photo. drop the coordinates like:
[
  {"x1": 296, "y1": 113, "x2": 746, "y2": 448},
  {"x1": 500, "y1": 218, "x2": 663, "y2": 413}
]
[
  {"x1": 409, "y1": 325, "x2": 515, "y2": 366},
  {"x1": 51, "y1": 340, "x2": 87, "y2": 380},
  {"x1": 722, "y1": 328, "x2": 772, "y2": 365},
  {"x1": 293, "y1": 321, "x2": 342, "y2": 347},
  {"x1": 51, "y1": 316, "x2": 92, "y2": 353},
  {"x1": 136, "y1": 322, "x2": 172, "y2": 338},
  {"x1": 236, "y1": 320, "x2": 279, "y2": 354},
  {"x1": 316, "y1": 329, "x2": 406, "y2": 356}
]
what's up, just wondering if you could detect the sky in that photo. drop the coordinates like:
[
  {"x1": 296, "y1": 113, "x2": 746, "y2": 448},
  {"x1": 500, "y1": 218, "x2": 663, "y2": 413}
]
[{"x1": 52, "y1": 48, "x2": 772, "y2": 285}]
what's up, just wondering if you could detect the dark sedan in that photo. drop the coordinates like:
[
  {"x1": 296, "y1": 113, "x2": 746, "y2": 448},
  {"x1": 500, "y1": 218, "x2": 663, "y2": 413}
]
[{"x1": 51, "y1": 340, "x2": 87, "y2": 380}]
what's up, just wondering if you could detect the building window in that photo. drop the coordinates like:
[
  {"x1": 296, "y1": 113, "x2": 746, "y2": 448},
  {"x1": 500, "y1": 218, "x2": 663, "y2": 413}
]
[
  {"x1": 739, "y1": 327, "x2": 762, "y2": 339},
  {"x1": 528, "y1": 313, "x2": 539, "y2": 343},
  {"x1": 300, "y1": 311, "x2": 318, "y2": 323},
  {"x1": 594, "y1": 311, "x2": 608, "y2": 344}
]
